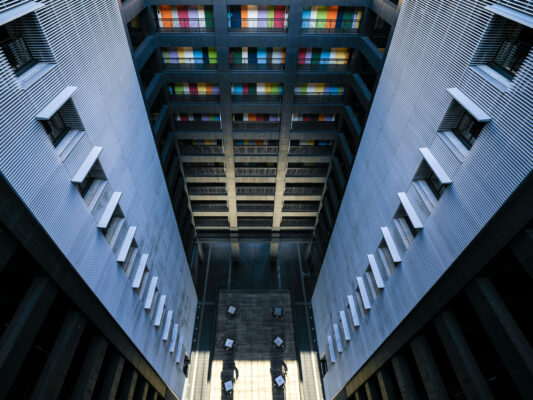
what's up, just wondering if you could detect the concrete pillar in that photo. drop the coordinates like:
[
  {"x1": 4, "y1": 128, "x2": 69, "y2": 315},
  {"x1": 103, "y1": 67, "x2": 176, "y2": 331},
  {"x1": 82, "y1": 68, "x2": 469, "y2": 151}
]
[
  {"x1": 117, "y1": 366, "x2": 139, "y2": 400},
  {"x1": 410, "y1": 336, "x2": 448, "y2": 400},
  {"x1": 133, "y1": 380, "x2": 149, "y2": 400},
  {"x1": 391, "y1": 354, "x2": 419, "y2": 400},
  {"x1": 31, "y1": 312, "x2": 87, "y2": 400},
  {"x1": 99, "y1": 354, "x2": 125, "y2": 400},
  {"x1": 72, "y1": 336, "x2": 109, "y2": 400},
  {"x1": 0, "y1": 278, "x2": 57, "y2": 398},
  {"x1": 377, "y1": 368, "x2": 399, "y2": 400}
]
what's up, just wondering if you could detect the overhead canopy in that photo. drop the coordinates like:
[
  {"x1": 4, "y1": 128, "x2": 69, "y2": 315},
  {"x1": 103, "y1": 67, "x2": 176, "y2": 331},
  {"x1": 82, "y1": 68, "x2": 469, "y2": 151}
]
[
  {"x1": 447, "y1": 88, "x2": 491, "y2": 122},
  {"x1": 0, "y1": 2, "x2": 44, "y2": 26},
  {"x1": 485, "y1": 4, "x2": 533, "y2": 29}
]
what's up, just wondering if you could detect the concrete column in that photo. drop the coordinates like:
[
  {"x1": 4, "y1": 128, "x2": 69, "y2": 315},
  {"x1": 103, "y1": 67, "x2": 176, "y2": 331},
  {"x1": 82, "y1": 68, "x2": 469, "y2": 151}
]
[
  {"x1": 133, "y1": 380, "x2": 149, "y2": 400},
  {"x1": 31, "y1": 312, "x2": 87, "y2": 400},
  {"x1": 391, "y1": 354, "x2": 419, "y2": 400},
  {"x1": 72, "y1": 336, "x2": 109, "y2": 400},
  {"x1": 365, "y1": 379, "x2": 381, "y2": 400},
  {"x1": 0, "y1": 227, "x2": 17, "y2": 272},
  {"x1": 466, "y1": 278, "x2": 533, "y2": 398},
  {"x1": 336, "y1": 133, "x2": 353, "y2": 167},
  {"x1": 99, "y1": 354, "x2": 125, "y2": 400},
  {"x1": 377, "y1": 368, "x2": 399, "y2": 400},
  {"x1": 117, "y1": 366, "x2": 139, "y2": 400},
  {"x1": 0, "y1": 278, "x2": 57, "y2": 398},
  {"x1": 433, "y1": 312, "x2": 493, "y2": 399},
  {"x1": 410, "y1": 336, "x2": 448, "y2": 400}
]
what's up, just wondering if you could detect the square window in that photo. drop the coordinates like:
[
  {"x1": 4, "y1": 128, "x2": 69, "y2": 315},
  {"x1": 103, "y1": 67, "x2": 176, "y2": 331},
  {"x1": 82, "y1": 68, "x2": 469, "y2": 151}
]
[
  {"x1": 0, "y1": 25, "x2": 37, "y2": 76},
  {"x1": 43, "y1": 111, "x2": 70, "y2": 146}
]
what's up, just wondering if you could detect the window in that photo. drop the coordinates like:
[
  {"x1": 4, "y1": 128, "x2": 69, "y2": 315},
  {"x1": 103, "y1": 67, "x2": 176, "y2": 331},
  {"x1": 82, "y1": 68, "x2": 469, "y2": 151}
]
[
  {"x1": 451, "y1": 109, "x2": 483, "y2": 150},
  {"x1": 426, "y1": 170, "x2": 446, "y2": 200},
  {"x1": 77, "y1": 160, "x2": 105, "y2": 198},
  {"x1": 488, "y1": 21, "x2": 532, "y2": 80},
  {"x1": 319, "y1": 354, "x2": 328, "y2": 377},
  {"x1": 471, "y1": 7, "x2": 533, "y2": 81},
  {"x1": 0, "y1": 25, "x2": 36, "y2": 75},
  {"x1": 183, "y1": 354, "x2": 191, "y2": 377}
]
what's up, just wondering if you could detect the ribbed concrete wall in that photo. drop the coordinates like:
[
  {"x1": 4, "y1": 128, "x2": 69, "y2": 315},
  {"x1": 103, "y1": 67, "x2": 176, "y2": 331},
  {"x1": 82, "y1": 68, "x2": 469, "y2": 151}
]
[
  {"x1": 0, "y1": 1, "x2": 197, "y2": 397},
  {"x1": 311, "y1": 0, "x2": 533, "y2": 398}
]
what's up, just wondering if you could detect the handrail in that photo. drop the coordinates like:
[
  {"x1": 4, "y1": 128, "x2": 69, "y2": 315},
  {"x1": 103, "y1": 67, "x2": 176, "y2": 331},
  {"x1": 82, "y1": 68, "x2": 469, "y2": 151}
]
[{"x1": 156, "y1": 18, "x2": 215, "y2": 32}]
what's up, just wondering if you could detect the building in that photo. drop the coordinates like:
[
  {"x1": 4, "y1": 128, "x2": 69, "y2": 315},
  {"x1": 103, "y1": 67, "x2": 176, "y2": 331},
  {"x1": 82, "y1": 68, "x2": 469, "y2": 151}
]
[
  {"x1": 118, "y1": 0, "x2": 401, "y2": 266},
  {"x1": 0, "y1": 0, "x2": 532, "y2": 400}
]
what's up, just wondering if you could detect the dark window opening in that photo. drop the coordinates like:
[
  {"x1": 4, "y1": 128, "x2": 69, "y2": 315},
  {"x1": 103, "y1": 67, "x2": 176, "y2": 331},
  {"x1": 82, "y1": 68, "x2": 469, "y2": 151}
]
[
  {"x1": 452, "y1": 110, "x2": 483, "y2": 150},
  {"x1": 489, "y1": 24, "x2": 532, "y2": 80},
  {"x1": 0, "y1": 25, "x2": 37, "y2": 75},
  {"x1": 183, "y1": 354, "x2": 190, "y2": 377},
  {"x1": 319, "y1": 354, "x2": 328, "y2": 377},
  {"x1": 43, "y1": 111, "x2": 70, "y2": 146},
  {"x1": 426, "y1": 171, "x2": 446, "y2": 200}
]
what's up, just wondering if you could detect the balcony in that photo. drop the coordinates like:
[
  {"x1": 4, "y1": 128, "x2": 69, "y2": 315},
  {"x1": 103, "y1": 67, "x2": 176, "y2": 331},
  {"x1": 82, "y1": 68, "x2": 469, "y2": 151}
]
[
  {"x1": 235, "y1": 167, "x2": 277, "y2": 177},
  {"x1": 180, "y1": 145, "x2": 224, "y2": 155},
  {"x1": 237, "y1": 217, "x2": 273, "y2": 227},
  {"x1": 293, "y1": 94, "x2": 344, "y2": 103},
  {"x1": 291, "y1": 121, "x2": 336, "y2": 131},
  {"x1": 0, "y1": 36, "x2": 37, "y2": 76},
  {"x1": 170, "y1": 94, "x2": 220, "y2": 102},
  {"x1": 237, "y1": 202, "x2": 274, "y2": 212},
  {"x1": 301, "y1": 19, "x2": 360, "y2": 34},
  {"x1": 286, "y1": 167, "x2": 328, "y2": 177},
  {"x1": 297, "y1": 58, "x2": 350, "y2": 71},
  {"x1": 188, "y1": 185, "x2": 227, "y2": 195},
  {"x1": 191, "y1": 202, "x2": 228, "y2": 212},
  {"x1": 281, "y1": 217, "x2": 316, "y2": 227},
  {"x1": 155, "y1": 18, "x2": 215, "y2": 33},
  {"x1": 184, "y1": 167, "x2": 225, "y2": 177},
  {"x1": 230, "y1": 59, "x2": 285, "y2": 70},
  {"x1": 289, "y1": 146, "x2": 332, "y2": 156},
  {"x1": 284, "y1": 185, "x2": 323, "y2": 196},
  {"x1": 228, "y1": 19, "x2": 288, "y2": 33},
  {"x1": 162, "y1": 57, "x2": 218, "y2": 70},
  {"x1": 236, "y1": 185, "x2": 276, "y2": 196},
  {"x1": 232, "y1": 95, "x2": 281, "y2": 103},
  {"x1": 175, "y1": 121, "x2": 221, "y2": 131},
  {"x1": 282, "y1": 202, "x2": 320, "y2": 212},
  {"x1": 233, "y1": 121, "x2": 280, "y2": 131},
  {"x1": 234, "y1": 146, "x2": 278, "y2": 155},
  {"x1": 195, "y1": 217, "x2": 229, "y2": 227}
]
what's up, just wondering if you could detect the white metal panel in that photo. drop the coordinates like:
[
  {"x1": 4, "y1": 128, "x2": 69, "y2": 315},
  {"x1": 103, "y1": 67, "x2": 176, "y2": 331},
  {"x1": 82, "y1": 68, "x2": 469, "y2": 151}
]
[
  {"x1": 339, "y1": 310, "x2": 351, "y2": 341},
  {"x1": 327, "y1": 335, "x2": 336, "y2": 363},
  {"x1": 0, "y1": 1, "x2": 45, "y2": 26},
  {"x1": 347, "y1": 295, "x2": 360, "y2": 327},
  {"x1": 333, "y1": 323, "x2": 343, "y2": 352},
  {"x1": 131, "y1": 253, "x2": 148, "y2": 289},
  {"x1": 169, "y1": 323, "x2": 179, "y2": 353},
  {"x1": 162, "y1": 310, "x2": 173, "y2": 341},
  {"x1": 117, "y1": 226, "x2": 136, "y2": 263},
  {"x1": 356, "y1": 276, "x2": 372, "y2": 310},
  {"x1": 485, "y1": 4, "x2": 533, "y2": 29},
  {"x1": 154, "y1": 295, "x2": 166, "y2": 327},
  {"x1": 446, "y1": 88, "x2": 491, "y2": 122},
  {"x1": 96, "y1": 192, "x2": 122, "y2": 229},
  {"x1": 175, "y1": 333, "x2": 184, "y2": 364},
  {"x1": 35, "y1": 86, "x2": 77, "y2": 120},
  {"x1": 419, "y1": 148, "x2": 453, "y2": 185},
  {"x1": 381, "y1": 226, "x2": 402, "y2": 263},
  {"x1": 71, "y1": 146, "x2": 102, "y2": 183},
  {"x1": 144, "y1": 276, "x2": 158, "y2": 310},
  {"x1": 397, "y1": 192, "x2": 423, "y2": 230},
  {"x1": 367, "y1": 254, "x2": 385, "y2": 288}
]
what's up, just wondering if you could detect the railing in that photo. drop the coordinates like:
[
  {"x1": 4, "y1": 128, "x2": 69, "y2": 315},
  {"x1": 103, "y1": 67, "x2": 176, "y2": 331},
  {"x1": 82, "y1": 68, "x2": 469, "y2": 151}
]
[
  {"x1": 233, "y1": 121, "x2": 280, "y2": 131},
  {"x1": 234, "y1": 146, "x2": 279, "y2": 155},
  {"x1": 293, "y1": 94, "x2": 344, "y2": 103},
  {"x1": 230, "y1": 59, "x2": 285, "y2": 70},
  {"x1": 162, "y1": 58, "x2": 218, "y2": 70},
  {"x1": 195, "y1": 217, "x2": 229, "y2": 227},
  {"x1": 235, "y1": 167, "x2": 277, "y2": 177},
  {"x1": 291, "y1": 121, "x2": 336, "y2": 131},
  {"x1": 156, "y1": 18, "x2": 215, "y2": 32},
  {"x1": 0, "y1": 36, "x2": 36, "y2": 75},
  {"x1": 188, "y1": 186, "x2": 227, "y2": 195},
  {"x1": 297, "y1": 58, "x2": 350, "y2": 70},
  {"x1": 180, "y1": 145, "x2": 224, "y2": 155},
  {"x1": 490, "y1": 39, "x2": 531, "y2": 79},
  {"x1": 170, "y1": 94, "x2": 220, "y2": 102},
  {"x1": 232, "y1": 94, "x2": 281, "y2": 102},
  {"x1": 284, "y1": 186, "x2": 323, "y2": 196},
  {"x1": 237, "y1": 217, "x2": 273, "y2": 226},
  {"x1": 191, "y1": 203, "x2": 228, "y2": 212},
  {"x1": 175, "y1": 121, "x2": 221, "y2": 130},
  {"x1": 184, "y1": 167, "x2": 225, "y2": 177},
  {"x1": 281, "y1": 218, "x2": 316, "y2": 227},
  {"x1": 301, "y1": 19, "x2": 360, "y2": 33},
  {"x1": 237, "y1": 203, "x2": 274, "y2": 212},
  {"x1": 228, "y1": 18, "x2": 288, "y2": 32},
  {"x1": 236, "y1": 186, "x2": 276, "y2": 196},
  {"x1": 286, "y1": 168, "x2": 328, "y2": 177},
  {"x1": 282, "y1": 203, "x2": 320, "y2": 212},
  {"x1": 289, "y1": 146, "x2": 332, "y2": 156}
]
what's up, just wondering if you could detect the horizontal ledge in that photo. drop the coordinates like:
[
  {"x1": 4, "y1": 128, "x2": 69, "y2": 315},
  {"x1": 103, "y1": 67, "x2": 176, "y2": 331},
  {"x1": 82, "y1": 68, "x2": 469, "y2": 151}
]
[
  {"x1": 485, "y1": 4, "x2": 533, "y2": 29},
  {"x1": 131, "y1": 253, "x2": 149, "y2": 289},
  {"x1": 398, "y1": 192, "x2": 423, "y2": 230},
  {"x1": 36, "y1": 86, "x2": 77, "y2": 120},
  {"x1": 71, "y1": 146, "x2": 102, "y2": 184},
  {"x1": 419, "y1": 147, "x2": 452, "y2": 185},
  {"x1": 446, "y1": 88, "x2": 491, "y2": 122},
  {"x1": 381, "y1": 226, "x2": 402, "y2": 263},
  {"x1": 367, "y1": 254, "x2": 385, "y2": 289},
  {"x1": 0, "y1": 1, "x2": 45, "y2": 26},
  {"x1": 117, "y1": 226, "x2": 136, "y2": 263},
  {"x1": 97, "y1": 192, "x2": 122, "y2": 229}
]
